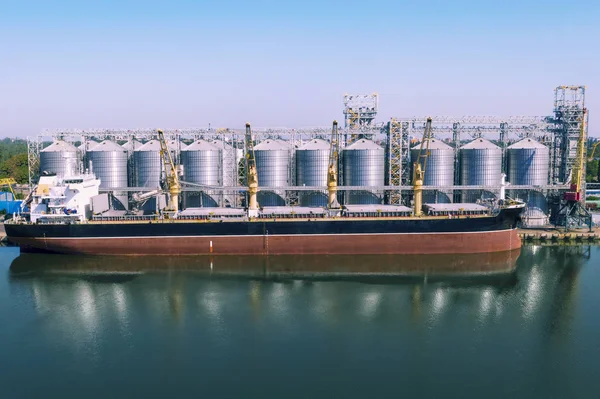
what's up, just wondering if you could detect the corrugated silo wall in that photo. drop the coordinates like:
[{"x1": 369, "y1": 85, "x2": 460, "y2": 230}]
[
  {"x1": 296, "y1": 148, "x2": 329, "y2": 207},
  {"x1": 343, "y1": 148, "x2": 384, "y2": 205},
  {"x1": 181, "y1": 148, "x2": 222, "y2": 208}
]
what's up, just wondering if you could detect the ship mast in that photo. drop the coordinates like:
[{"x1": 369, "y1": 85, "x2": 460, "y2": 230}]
[
  {"x1": 413, "y1": 117, "x2": 433, "y2": 217},
  {"x1": 245, "y1": 123, "x2": 259, "y2": 218}
]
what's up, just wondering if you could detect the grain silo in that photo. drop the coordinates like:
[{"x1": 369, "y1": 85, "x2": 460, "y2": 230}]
[
  {"x1": 87, "y1": 140, "x2": 129, "y2": 210},
  {"x1": 210, "y1": 139, "x2": 242, "y2": 207},
  {"x1": 507, "y1": 138, "x2": 549, "y2": 186},
  {"x1": 40, "y1": 140, "x2": 80, "y2": 178},
  {"x1": 134, "y1": 140, "x2": 162, "y2": 189},
  {"x1": 343, "y1": 139, "x2": 384, "y2": 205},
  {"x1": 254, "y1": 139, "x2": 291, "y2": 206},
  {"x1": 181, "y1": 140, "x2": 222, "y2": 208},
  {"x1": 121, "y1": 139, "x2": 141, "y2": 187},
  {"x1": 296, "y1": 138, "x2": 329, "y2": 206},
  {"x1": 411, "y1": 139, "x2": 454, "y2": 203},
  {"x1": 507, "y1": 138, "x2": 550, "y2": 226},
  {"x1": 459, "y1": 138, "x2": 502, "y2": 202}
]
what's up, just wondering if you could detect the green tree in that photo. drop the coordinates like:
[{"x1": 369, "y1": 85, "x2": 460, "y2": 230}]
[
  {"x1": 587, "y1": 159, "x2": 599, "y2": 182},
  {"x1": 0, "y1": 153, "x2": 29, "y2": 183}
]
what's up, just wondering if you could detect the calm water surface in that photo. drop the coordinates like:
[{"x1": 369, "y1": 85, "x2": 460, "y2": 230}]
[{"x1": 1, "y1": 246, "x2": 599, "y2": 398}]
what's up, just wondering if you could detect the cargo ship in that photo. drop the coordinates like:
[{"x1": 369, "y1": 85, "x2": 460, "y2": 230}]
[
  {"x1": 4, "y1": 121, "x2": 525, "y2": 255},
  {"x1": 4, "y1": 170, "x2": 524, "y2": 255}
]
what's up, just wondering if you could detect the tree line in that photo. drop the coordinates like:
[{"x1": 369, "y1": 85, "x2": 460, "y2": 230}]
[{"x1": 0, "y1": 138, "x2": 28, "y2": 184}]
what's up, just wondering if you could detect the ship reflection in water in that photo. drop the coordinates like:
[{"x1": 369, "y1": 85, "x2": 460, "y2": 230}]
[
  {"x1": 4, "y1": 246, "x2": 597, "y2": 398},
  {"x1": 9, "y1": 249, "x2": 521, "y2": 281}
]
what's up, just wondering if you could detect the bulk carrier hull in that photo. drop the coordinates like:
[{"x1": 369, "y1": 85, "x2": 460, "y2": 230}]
[{"x1": 5, "y1": 207, "x2": 522, "y2": 255}]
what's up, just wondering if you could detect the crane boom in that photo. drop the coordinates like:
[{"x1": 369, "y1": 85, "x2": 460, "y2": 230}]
[
  {"x1": 245, "y1": 123, "x2": 259, "y2": 217},
  {"x1": 157, "y1": 129, "x2": 181, "y2": 213},
  {"x1": 413, "y1": 117, "x2": 433, "y2": 216},
  {"x1": 588, "y1": 140, "x2": 600, "y2": 161},
  {"x1": 0, "y1": 178, "x2": 17, "y2": 198},
  {"x1": 327, "y1": 120, "x2": 341, "y2": 209}
]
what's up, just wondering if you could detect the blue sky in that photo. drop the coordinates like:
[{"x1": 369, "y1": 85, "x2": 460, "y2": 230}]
[{"x1": 0, "y1": 0, "x2": 598, "y2": 137}]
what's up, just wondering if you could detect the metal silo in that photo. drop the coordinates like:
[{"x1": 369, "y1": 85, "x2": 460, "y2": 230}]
[
  {"x1": 87, "y1": 140, "x2": 128, "y2": 189},
  {"x1": 296, "y1": 138, "x2": 329, "y2": 206},
  {"x1": 210, "y1": 139, "x2": 242, "y2": 207},
  {"x1": 87, "y1": 140, "x2": 129, "y2": 210},
  {"x1": 122, "y1": 139, "x2": 141, "y2": 188},
  {"x1": 411, "y1": 139, "x2": 454, "y2": 203},
  {"x1": 460, "y1": 138, "x2": 502, "y2": 202},
  {"x1": 40, "y1": 140, "x2": 80, "y2": 178},
  {"x1": 255, "y1": 139, "x2": 290, "y2": 206},
  {"x1": 520, "y1": 190, "x2": 549, "y2": 227},
  {"x1": 507, "y1": 138, "x2": 549, "y2": 186},
  {"x1": 134, "y1": 140, "x2": 162, "y2": 188},
  {"x1": 181, "y1": 139, "x2": 222, "y2": 208},
  {"x1": 508, "y1": 138, "x2": 550, "y2": 226},
  {"x1": 343, "y1": 139, "x2": 384, "y2": 204}
]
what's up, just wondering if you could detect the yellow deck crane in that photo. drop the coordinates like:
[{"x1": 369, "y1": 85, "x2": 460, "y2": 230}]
[
  {"x1": 157, "y1": 129, "x2": 181, "y2": 213},
  {"x1": 245, "y1": 123, "x2": 259, "y2": 218},
  {"x1": 558, "y1": 108, "x2": 592, "y2": 230},
  {"x1": 588, "y1": 141, "x2": 600, "y2": 161},
  {"x1": 0, "y1": 178, "x2": 17, "y2": 199},
  {"x1": 412, "y1": 117, "x2": 433, "y2": 216},
  {"x1": 327, "y1": 120, "x2": 341, "y2": 210}
]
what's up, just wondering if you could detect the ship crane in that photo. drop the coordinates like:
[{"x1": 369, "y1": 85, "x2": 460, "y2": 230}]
[
  {"x1": 557, "y1": 108, "x2": 592, "y2": 231},
  {"x1": 157, "y1": 129, "x2": 181, "y2": 214},
  {"x1": 412, "y1": 117, "x2": 433, "y2": 217},
  {"x1": 327, "y1": 120, "x2": 341, "y2": 211},
  {"x1": 245, "y1": 123, "x2": 259, "y2": 218},
  {"x1": 0, "y1": 178, "x2": 17, "y2": 199}
]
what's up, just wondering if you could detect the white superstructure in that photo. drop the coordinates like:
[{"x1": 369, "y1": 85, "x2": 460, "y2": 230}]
[{"x1": 30, "y1": 173, "x2": 100, "y2": 223}]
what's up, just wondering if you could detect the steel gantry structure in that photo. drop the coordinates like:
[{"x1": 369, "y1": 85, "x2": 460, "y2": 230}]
[
  {"x1": 343, "y1": 93, "x2": 380, "y2": 145},
  {"x1": 385, "y1": 115, "x2": 555, "y2": 204},
  {"x1": 26, "y1": 86, "x2": 588, "y2": 213}
]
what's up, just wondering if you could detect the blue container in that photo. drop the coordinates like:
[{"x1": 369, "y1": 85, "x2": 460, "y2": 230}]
[{"x1": 0, "y1": 192, "x2": 22, "y2": 213}]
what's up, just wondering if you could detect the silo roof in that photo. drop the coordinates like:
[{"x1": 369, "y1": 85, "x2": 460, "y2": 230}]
[
  {"x1": 508, "y1": 138, "x2": 547, "y2": 149},
  {"x1": 122, "y1": 139, "x2": 142, "y2": 151},
  {"x1": 183, "y1": 139, "x2": 220, "y2": 151},
  {"x1": 255, "y1": 139, "x2": 289, "y2": 150},
  {"x1": 77, "y1": 140, "x2": 99, "y2": 151},
  {"x1": 42, "y1": 140, "x2": 78, "y2": 152},
  {"x1": 88, "y1": 140, "x2": 126, "y2": 152},
  {"x1": 345, "y1": 139, "x2": 382, "y2": 150},
  {"x1": 460, "y1": 138, "x2": 500, "y2": 150},
  {"x1": 411, "y1": 139, "x2": 452, "y2": 150},
  {"x1": 136, "y1": 139, "x2": 179, "y2": 151},
  {"x1": 136, "y1": 140, "x2": 162, "y2": 151},
  {"x1": 167, "y1": 139, "x2": 179, "y2": 150},
  {"x1": 298, "y1": 139, "x2": 329, "y2": 150}
]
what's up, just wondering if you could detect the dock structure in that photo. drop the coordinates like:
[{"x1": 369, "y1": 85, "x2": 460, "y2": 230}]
[{"x1": 519, "y1": 227, "x2": 600, "y2": 244}]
